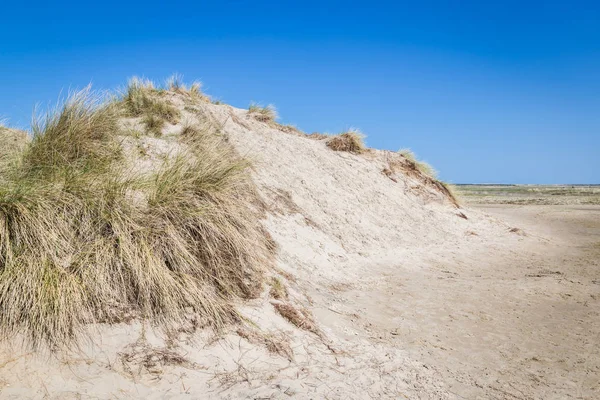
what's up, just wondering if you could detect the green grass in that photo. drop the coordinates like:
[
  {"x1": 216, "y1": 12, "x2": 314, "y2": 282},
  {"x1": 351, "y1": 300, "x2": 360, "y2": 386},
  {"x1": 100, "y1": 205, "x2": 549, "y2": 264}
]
[{"x1": 0, "y1": 86, "x2": 273, "y2": 348}]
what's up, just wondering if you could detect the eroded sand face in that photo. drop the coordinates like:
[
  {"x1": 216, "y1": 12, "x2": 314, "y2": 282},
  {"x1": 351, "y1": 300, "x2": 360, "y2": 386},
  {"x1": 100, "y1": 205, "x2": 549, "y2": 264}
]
[{"x1": 0, "y1": 98, "x2": 598, "y2": 399}]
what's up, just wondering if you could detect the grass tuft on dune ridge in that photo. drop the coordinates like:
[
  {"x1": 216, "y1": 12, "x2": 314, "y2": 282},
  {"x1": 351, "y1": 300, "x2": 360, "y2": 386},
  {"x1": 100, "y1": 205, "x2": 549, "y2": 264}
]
[
  {"x1": 0, "y1": 86, "x2": 273, "y2": 348},
  {"x1": 398, "y1": 148, "x2": 438, "y2": 178},
  {"x1": 326, "y1": 129, "x2": 366, "y2": 154},
  {"x1": 248, "y1": 103, "x2": 278, "y2": 123}
]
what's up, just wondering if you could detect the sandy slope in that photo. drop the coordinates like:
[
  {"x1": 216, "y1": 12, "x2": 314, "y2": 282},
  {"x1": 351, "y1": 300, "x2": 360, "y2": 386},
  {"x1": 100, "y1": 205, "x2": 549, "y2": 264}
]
[{"x1": 1, "y1": 98, "x2": 597, "y2": 399}]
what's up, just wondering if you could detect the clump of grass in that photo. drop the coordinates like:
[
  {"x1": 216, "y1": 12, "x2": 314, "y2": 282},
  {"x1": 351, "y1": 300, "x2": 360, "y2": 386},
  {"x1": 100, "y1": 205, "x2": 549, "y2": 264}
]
[
  {"x1": 0, "y1": 88, "x2": 273, "y2": 347},
  {"x1": 393, "y1": 149, "x2": 459, "y2": 206},
  {"x1": 189, "y1": 81, "x2": 204, "y2": 99},
  {"x1": 326, "y1": 129, "x2": 366, "y2": 153},
  {"x1": 143, "y1": 113, "x2": 166, "y2": 137},
  {"x1": 121, "y1": 77, "x2": 181, "y2": 124},
  {"x1": 398, "y1": 148, "x2": 438, "y2": 178},
  {"x1": 166, "y1": 73, "x2": 185, "y2": 92},
  {"x1": 25, "y1": 88, "x2": 122, "y2": 177},
  {"x1": 307, "y1": 132, "x2": 328, "y2": 140},
  {"x1": 441, "y1": 182, "x2": 461, "y2": 206},
  {"x1": 248, "y1": 103, "x2": 277, "y2": 123},
  {"x1": 180, "y1": 119, "x2": 203, "y2": 138},
  {"x1": 269, "y1": 277, "x2": 288, "y2": 300}
]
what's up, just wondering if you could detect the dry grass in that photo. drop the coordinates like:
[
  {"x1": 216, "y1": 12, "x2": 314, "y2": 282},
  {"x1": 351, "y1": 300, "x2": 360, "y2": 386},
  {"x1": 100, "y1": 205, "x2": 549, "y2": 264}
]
[
  {"x1": 326, "y1": 129, "x2": 366, "y2": 153},
  {"x1": 273, "y1": 303, "x2": 318, "y2": 334},
  {"x1": 0, "y1": 126, "x2": 28, "y2": 177},
  {"x1": 121, "y1": 77, "x2": 181, "y2": 124},
  {"x1": 398, "y1": 148, "x2": 438, "y2": 178},
  {"x1": 166, "y1": 73, "x2": 185, "y2": 92},
  {"x1": 119, "y1": 334, "x2": 197, "y2": 377},
  {"x1": 0, "y1": 87, "x2": 273, "y2": 347},
  {"x1": 166, "y1": 74, "x2": 209, "y2": 102},
  {"x1": 441, "y1": 182, "x2": 461, "y2": 206},
  {"x1": 180, "y1": 118, "x2": 204, "y2": 138},
  {"x1": 307, "y1": 132, "x2": 328, "y2": 140},
  {"x1": 269, "y1": 277, "x2": 288, "y2": 300},
  {"x1": 236, "y1": 327, "x2": 293, "y2": 360},
  {"x1": 385, "y1": 151, "x2": 460, "y2": 207},
  {"x1": 142, "y1": 113, "x2": 165, "y2": 136},
  {"x1": 248, "y1": 103, "x2": 277, "y2": 123}
]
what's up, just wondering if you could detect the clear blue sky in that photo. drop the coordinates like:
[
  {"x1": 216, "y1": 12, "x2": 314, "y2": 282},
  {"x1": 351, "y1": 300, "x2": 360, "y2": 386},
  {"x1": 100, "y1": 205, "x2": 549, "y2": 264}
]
[{"x1": 1, "y1": 1, "x2": 598, "y2": 183}]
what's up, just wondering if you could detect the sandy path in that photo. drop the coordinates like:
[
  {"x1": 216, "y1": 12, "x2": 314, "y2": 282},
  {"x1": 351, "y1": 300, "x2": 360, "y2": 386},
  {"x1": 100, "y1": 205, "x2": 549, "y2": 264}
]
[{"x1": 314, "y1": 205, "x2": 600, "y2": 399}]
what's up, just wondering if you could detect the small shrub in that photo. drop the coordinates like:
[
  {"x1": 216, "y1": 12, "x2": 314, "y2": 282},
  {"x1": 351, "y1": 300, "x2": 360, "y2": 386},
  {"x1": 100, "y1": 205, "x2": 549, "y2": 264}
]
[
  {"x1": 326, "y1": 129, "x2": 366, "y2": 153},
  {"x1": 248, "y1": 103, "x2": 277, "y2": 123}
]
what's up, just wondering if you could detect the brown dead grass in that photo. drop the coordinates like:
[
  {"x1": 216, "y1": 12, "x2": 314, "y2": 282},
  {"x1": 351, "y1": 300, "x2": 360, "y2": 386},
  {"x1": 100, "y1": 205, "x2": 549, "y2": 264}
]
[
  {"x1": 273, "y1": 303, "x2": 318, "y2": 334},
  {"x1": 326, "y1": 130, "x2": 366, "y2": 153},
  {"x1": 248, "y1": 103, "x2": 277, "y2": 123},
  {"x1": 119, "y1": 334, "x2": 198, "y2": 377},
  {"x1": 307, "y1": 132, "x2": 328, "y2": 140},
  {"x1": 269, "y1": 277, "x2": 288, "y2": 300},
  {"x1": 236, "y1": 327, "x2": 293, "y2": 360}
]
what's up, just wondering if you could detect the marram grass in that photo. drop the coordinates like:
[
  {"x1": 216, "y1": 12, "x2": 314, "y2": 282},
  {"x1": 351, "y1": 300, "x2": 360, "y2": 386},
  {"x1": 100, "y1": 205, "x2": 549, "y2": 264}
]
[{"x1": 0, "y1": 86, "x2": 273, "y2": 348}]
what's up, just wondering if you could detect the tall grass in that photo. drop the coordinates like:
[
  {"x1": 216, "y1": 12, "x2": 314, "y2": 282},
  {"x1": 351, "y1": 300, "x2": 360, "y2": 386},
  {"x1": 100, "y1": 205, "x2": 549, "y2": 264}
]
[
  {"x1": 0, "y1": 88, "x2": 272, "y2": 347},
  {"x1": 121, "y1": 77, "x2": 181, "y2": 126},
  {"x1": 0, "y1": 125, "x2": 28, "y2": 178}
]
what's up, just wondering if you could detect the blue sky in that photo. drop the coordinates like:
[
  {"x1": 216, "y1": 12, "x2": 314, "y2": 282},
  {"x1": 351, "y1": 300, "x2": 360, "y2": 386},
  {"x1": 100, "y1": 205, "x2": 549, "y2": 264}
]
[{"x1": 1, "y1": 1, "x2": 598, "y2": 183}]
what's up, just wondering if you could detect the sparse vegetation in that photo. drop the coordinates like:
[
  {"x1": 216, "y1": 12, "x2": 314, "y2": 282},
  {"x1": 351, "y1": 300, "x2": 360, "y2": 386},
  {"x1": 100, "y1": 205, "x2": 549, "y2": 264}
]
[
  {"x1": 273, "y1": 303, "x2": 318, "y2": 334},
  {"x1": 326, "y1": 129, "x2": 366, "y2": 153},
  {"x1": 180, "y1": 119, "x2": 203, "y2": 138},
  {"x1": 307, "y1": 132, "x2": 328, "y2": 140},
  {"x1": 236, "y1": 327, "x2": 293, "y2": 360},
  {"x1": 248, "y1": 103, "x2": 277, "y2": 123},
  {"x1": 269, "y1": 277, "x2": 288, "y2": 300},
  {"x1": 0, "y1": 86, "x2": 273, "y2": 347},
  {"x1": 398, "y1": 148, "x2": 437, "y2": 178},
  {"x1": 143, "y1": 113, "x2": 166, "y2": 136},
  {"x1": 166, "y1": 73, "x2": 185, "y2": 92}
]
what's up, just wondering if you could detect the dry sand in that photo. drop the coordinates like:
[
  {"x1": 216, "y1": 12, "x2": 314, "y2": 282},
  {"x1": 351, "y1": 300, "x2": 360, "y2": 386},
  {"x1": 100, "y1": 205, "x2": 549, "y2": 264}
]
[{"x1": 0, "y1": 98, "x2": 598, "y2": 399}]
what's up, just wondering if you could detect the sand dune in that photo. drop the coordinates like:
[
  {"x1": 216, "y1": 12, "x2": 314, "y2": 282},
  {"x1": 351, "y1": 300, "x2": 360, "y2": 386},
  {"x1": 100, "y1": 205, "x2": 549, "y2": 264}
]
[{"x1": 0, "y1": 89, "x2": 598, "y2": 399}]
